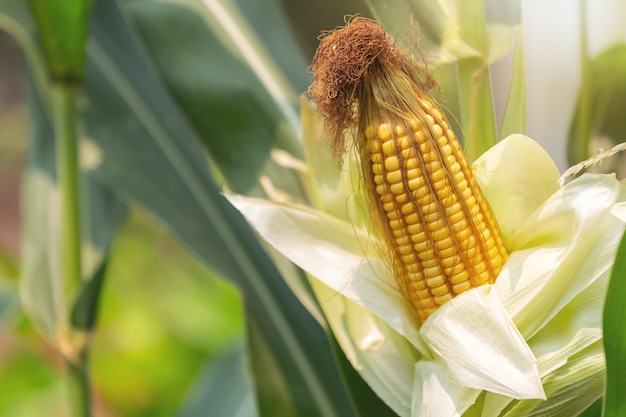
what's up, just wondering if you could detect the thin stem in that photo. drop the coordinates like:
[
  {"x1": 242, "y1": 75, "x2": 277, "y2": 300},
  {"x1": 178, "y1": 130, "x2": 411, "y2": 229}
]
[
  {"x1": 68, "y1": 351, "x2": 92, "y2": 417},
  {"x1": 53, "y1": 85, "x2": 81, "y2": 305},
  {"x1": 53, "y1": 84, "x2": 90, "y2": 417}
]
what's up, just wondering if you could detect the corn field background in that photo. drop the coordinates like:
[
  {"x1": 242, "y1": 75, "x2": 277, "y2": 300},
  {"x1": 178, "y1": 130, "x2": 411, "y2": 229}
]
[{"x1": 1, "y1": 0, "x2": 626, "y2": 416}]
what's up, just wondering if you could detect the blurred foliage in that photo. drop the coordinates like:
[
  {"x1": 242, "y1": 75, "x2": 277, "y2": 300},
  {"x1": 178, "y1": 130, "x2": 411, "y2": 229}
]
[
  {"x1": 568, "y1": 44, "x2": 626, "y2": 178},
  {"x1": 0, "y1": 209, "x2": 244, "y2": 417}
]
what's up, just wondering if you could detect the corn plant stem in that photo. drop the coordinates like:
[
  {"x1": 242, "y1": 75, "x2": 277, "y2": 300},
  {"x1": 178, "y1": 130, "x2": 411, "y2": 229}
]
[
  {"x1": 68, "y1": 351, "x2": 91, "y2": 417},
  {"x1": 52, "y1": 85, "x2": 90, "y2": 417},
  {"x1": 455, "y1": 0, "x2": 497, "y2": 161}
]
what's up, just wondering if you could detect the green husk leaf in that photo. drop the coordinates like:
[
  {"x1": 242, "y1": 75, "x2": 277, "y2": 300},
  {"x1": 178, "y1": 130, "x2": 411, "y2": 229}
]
[{"x1": 603, "y1": 227, "x2": 626, "y2": 417}]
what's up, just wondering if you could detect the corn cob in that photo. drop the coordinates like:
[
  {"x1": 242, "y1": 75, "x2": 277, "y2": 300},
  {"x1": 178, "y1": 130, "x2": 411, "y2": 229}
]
[
  {"x1": 309, "y1": 17, "x2": 508, "y2": 324},
  {"x1": 361, "y1": 95, "x2": 507, "y2": 323}
]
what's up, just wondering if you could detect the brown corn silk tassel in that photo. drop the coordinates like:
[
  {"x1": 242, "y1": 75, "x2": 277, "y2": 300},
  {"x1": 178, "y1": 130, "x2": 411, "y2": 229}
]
[{"x1": 308, "y1": 17, "x2": 508, "y2": 324}]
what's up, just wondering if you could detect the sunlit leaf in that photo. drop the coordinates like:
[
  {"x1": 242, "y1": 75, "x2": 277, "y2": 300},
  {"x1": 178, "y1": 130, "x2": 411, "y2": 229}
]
[{"x1": 603, "y1": 228, "x2": 626, "y2": 417}]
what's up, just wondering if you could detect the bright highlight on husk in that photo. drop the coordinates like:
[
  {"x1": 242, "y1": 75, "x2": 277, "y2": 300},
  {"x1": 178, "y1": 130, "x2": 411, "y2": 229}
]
[{"x1": 308, "y1": 17, "x2": 508, "y2": 324}]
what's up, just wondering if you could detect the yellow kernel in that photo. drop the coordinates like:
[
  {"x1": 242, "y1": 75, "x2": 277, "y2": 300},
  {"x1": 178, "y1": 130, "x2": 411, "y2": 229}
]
[
  {"x1": 452, "y1": 218, "x2": 467, "y2": 232},
  {"x1": 474, "y1": 261, "x2": 487, "y2": 274},
  {"x1": 398, "y1": 245, "x2": 413, "y2": 255},
  {"x1": 390, "y1": 182, "x2": 405, "y2": 195},
  {"x1": 401, "y1": 148, "x2": 416, "y2": 160},
  {"x1": 434, "y1": 293, "x2": 453, "y2": 305},
  {"x1": 422, "y1": 258, "x2": 439, "y2": 268},
  {"x1": 414, "y1": 186, "x2": 428, "y2": 199},
  {"x1": 422, "y1": 202, "x2": 437, "y2": 215},
  {"x1": 452, "y1": 280, "x2": 472, "y2": 294},
  {"x1": 417, "y1": 249, "x2": 435, "y2": 261},
  {"x1": 449, "y1": 162, "x2": 461, "y2": 174},
  {"x1": 406, "y1": 158, "x2": 419, "y2": 169},
  {"x1": 387, "y1": 210, "x2": 401, "y2": 220},
  {"x1": 406, "y1": 168, "x2": 420, "y2": 180},
  {"x1": 432, "y1": 108, "x2": 443, "y2": 120},
  {"x1": 401, "y1": 202, "x2": 414, "y2": 215},
  {"x1": 371, "y1": 153, "x2": 383, "y2": 163},
  {"x1": 446, "y1": 201, "x2": 461, "y2": 215},
  {"x1": 423, "y1": 266, "x2": 440, "y2": 279},
  {"x1": 407, "y1": 118, "x2": 420, "y2": 131},
  {"x1": 408, "y1": 177, "x2": 424, "y2": 191},
  {"x1": 432, "y1": 124, "x2": 444, "y2": 137},
  {"x1": 381, "y1": 193, "x2": 393, "y2": 203},
  {"x1": 425, "y1": 114, "x2": 435, "y2": 126},
  {"x1": 382, "y1": 201, "x2": 395, "y2": 212},
  {"x1": 431, "y1": 285, "x2": 450, "y2": 297},
  {"x1": 394, "y1": 124, "x2": 406, "y2": 137},
  {"x1": 406, "y1": 264, "x2": 420, "y2": 273},
  {"x1": 372, "y1": 163, "x2": 384, "y2": 174},
  {"x1": 385, "y1": 156, "x2": 400, "y2": 171},
  {"x1": 436, "y1": 237, "x2": 453, "y2": 250},
  {"x1": 431, "y1": 168, "x2": 446, "y2": 182},
  {"x1": 410, "y1": 231, "x2": 426, "y2": 244},
  {"x1": 457, "y1": 227, "x2": 471, "y2": 241},
  {"x1": 417, "y1": 288, "x2": 432, "y2": 301},
  {"x1": 441, "y1": 256, "x2": 457, "y2": 268},
  {"x1": 449, "y1": 209, "x2": 464, "y2": 224},
  {"x1": 389, "y1": 219, "x2": 404, "y2": 230},
  {"x1": 439, "y1": 245, "x2": 455, "y2": 258},
  {"x1": 450, "y1": 270, "x2": 470, "y2": 284},
  {"x1": 405, "y1": 213, "x2": 420, "y2": 225},
  {"x1": 375, "y1": 184, "x2": 387, "y2": 195},
  {"x1": 379, "y1": 123, "x2": 392, "y2": 141},
  {"x1": 407, "y1": 223, "x2": 422, "y2": 235},
  {"x1": 374, "y1": 174, "x2": 384, "y2": 185},
  {"x1": 414, "y1": 240, "x2": 428, "y2": 252},
  {"x1": 396, "y1": 236, "x2": 411, "y2": 246},
  {"x1": 424, "y1": 212, "x2": 439, "y2": 223},
  {"x1": 397, "y1": 135, "x2": 411, "y2": 149},
  {"x1": 420, "y1": 99, "x2": 433, "y2": 110},
  {"x1": 438, "y1": 135, "x2": 449, "y2": 146},
  {"x1": 402, "y1": 253, "x2": 416, "y2": 264},
  {"x1": 365, "y1": 126, "x2": 378, "y2": 140},
  {"x1": 396, "y1": 193, "x2": 408, "y2": 203},
  {"x1": 382, "y1": 141, "x2": 395, "y2": 156},
  {"x1": 386, "y1": 170, "x2": 403, "y2": 184},
  {"x1": 392, "y1": 228, "x2": 405, "y2": 238}
]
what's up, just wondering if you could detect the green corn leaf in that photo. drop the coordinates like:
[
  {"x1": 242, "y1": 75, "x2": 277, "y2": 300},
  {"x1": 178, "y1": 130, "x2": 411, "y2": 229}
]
[
  {"x1": 126, "y1": 0, "x2": 306, "y2": 194},
  {"x1": 18, "y1": 0, "x2": 366, "y2": 415},
  {"x1": 25, "y1": 0, "x2": 93, "y2": 85},
  {"x1": 603, "y1": 229, "x2": 626, "y2": 417}
]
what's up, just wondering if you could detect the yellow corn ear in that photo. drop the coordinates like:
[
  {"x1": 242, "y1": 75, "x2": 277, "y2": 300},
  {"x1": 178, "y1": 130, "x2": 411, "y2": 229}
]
[{"x1": 362, "y1": 95, "x2": 508, "y2": 324}]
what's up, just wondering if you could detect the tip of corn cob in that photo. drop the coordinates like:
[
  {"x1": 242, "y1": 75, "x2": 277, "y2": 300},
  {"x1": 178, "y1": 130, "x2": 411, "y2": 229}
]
[{"x1": 308, "y1": 17, "x2": 436, "y2": 164}]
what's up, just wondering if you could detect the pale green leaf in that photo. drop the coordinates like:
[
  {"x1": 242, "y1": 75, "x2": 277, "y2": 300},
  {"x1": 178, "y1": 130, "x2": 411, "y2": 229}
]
[
  {"x1": 412, "y1": 361, "x2": 479, "y2": 417},
  {"x1": 499, "y1": 31, "x2": 526, "y2": 139},
  {"x1": 496, "y1": 174, "x2": 623, "y2": 338},
  {"x1": 420, "y1": 286, "x2": 544, "y2": 400},
  {"x1": 472, "y1": 134, "x2": 560, "y2": 244}
]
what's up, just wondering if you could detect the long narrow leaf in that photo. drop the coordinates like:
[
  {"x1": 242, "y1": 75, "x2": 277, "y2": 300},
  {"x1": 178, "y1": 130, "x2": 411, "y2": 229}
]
[
  {"x1": 67, "y1": 0, "x2": 359, "y2": 415},
  {"x1": 603, "y1": 229, "x2": 626, "y2": 417}
]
